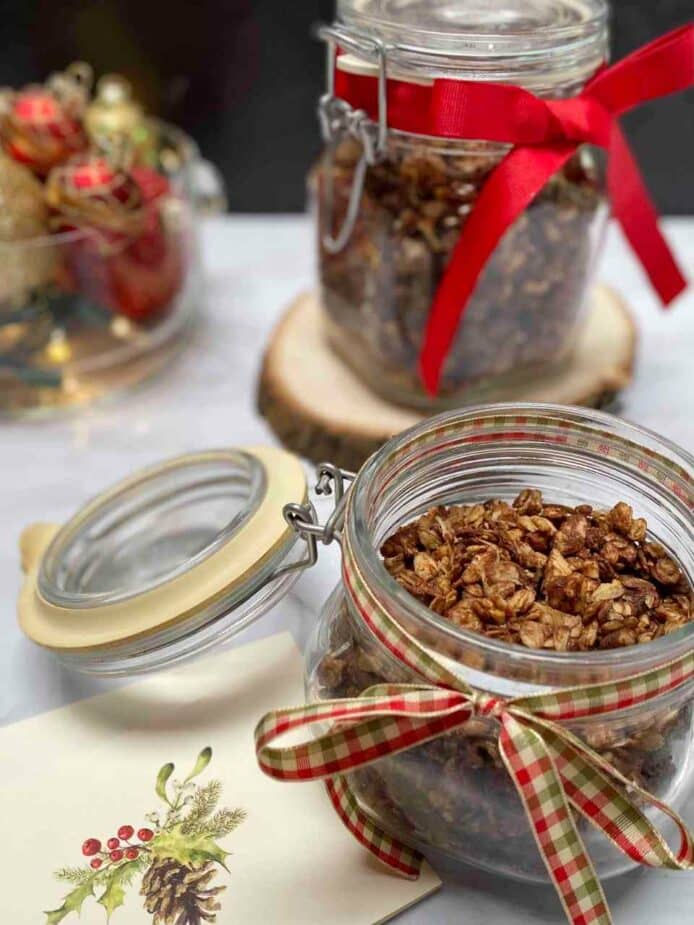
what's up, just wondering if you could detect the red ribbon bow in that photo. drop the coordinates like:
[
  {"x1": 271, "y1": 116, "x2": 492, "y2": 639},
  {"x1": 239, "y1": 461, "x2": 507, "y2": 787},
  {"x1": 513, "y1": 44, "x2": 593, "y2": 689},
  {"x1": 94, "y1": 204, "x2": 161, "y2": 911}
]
[{"x1": 334, "y1": 24, "x2": 693, "y2": 394}]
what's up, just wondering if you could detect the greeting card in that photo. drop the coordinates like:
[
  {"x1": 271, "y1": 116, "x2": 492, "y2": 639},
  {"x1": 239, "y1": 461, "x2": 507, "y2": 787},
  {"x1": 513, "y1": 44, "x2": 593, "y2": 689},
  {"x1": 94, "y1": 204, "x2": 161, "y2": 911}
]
[{"x1": 0, "y1": 633, "x2": 439, "y2": 923}]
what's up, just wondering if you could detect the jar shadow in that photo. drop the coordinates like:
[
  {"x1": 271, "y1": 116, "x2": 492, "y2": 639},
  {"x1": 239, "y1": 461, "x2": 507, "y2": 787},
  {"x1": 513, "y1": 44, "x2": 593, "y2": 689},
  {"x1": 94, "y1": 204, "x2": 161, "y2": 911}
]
[
  {"x1": 61, "y1": 643, "x2": 291, "y2": 736},
  {"x1": 427, "y1": 851, "x2": 646, "y2": 921}
]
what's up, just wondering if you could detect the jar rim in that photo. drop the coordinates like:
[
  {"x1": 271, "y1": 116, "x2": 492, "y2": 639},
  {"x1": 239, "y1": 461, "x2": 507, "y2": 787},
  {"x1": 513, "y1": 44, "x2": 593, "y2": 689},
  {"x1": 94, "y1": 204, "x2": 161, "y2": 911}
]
[
  {"x1": 38, "y1": 450, "x2": 268, "y2": 608},
  {"x1": 334, "y1": 0, "x2": 609, "y2": 89},
  {"x1": 347, "y1": 402, "x2": 694, "y2": 676}
]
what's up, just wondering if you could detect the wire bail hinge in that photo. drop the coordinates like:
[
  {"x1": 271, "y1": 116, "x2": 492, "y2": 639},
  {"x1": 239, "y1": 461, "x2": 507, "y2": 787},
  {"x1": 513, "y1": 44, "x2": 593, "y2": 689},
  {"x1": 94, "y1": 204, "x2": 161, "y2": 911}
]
[
  {"x1": 316, "y1": 24, "x2": 390, "y2": 254},
  {"x1": 274, "y1": 464, "x2": 356, "y2": 578}
]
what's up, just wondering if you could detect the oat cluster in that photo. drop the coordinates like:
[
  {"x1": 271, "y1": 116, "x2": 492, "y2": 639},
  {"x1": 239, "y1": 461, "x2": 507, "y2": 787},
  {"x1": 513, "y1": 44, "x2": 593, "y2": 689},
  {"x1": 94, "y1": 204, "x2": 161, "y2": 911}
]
[{"x1": 381, "y1": 490, "x2": 693, "y2": 651}]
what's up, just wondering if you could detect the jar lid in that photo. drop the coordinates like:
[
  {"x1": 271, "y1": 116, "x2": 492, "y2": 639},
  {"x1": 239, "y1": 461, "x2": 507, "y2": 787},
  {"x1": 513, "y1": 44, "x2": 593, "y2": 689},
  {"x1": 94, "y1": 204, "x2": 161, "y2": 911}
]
[
  {"x1": 18, "y1": 446, "x2": 308, "y2": 675},
  {"x1": 334, "y1": 0, "x2": 608, "y2": 89}
]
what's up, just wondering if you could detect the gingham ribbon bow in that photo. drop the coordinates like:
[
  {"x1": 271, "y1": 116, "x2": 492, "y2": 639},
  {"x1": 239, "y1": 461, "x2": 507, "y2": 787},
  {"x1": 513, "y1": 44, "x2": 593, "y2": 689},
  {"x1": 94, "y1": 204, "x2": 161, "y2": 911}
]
[{"x1": 256, "y1": 520, "x2": 694, "y2": 925}]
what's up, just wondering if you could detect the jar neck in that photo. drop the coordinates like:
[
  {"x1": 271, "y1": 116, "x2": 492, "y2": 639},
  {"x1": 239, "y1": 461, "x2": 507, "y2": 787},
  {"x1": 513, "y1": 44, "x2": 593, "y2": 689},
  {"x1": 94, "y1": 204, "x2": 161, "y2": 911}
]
[
  {"x1": 333, "y1": 3, "x2": 609, "y2": 96},
  {"x1": 345, "y1": 403, "x2": 694, "y2": 693}
]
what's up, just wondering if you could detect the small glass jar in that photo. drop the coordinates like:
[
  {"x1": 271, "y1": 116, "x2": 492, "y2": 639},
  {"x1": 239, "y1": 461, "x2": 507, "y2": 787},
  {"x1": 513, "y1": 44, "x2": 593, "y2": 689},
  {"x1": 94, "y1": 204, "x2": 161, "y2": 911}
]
[
  {"x1": 315, "y1": 0, "x2": 610, "y2": 408},
  {"x1": 16, "y1": 404, "x2": 694, "y2": 885},
  {"x1": 0, "y1": 119, "x2": 225, "y2": 416}
]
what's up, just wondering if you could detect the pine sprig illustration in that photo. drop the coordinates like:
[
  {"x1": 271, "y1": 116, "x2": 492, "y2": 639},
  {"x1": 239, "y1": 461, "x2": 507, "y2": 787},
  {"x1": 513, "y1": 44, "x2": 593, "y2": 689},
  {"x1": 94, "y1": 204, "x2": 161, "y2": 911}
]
[
  {"x1": 181, "y1": 779, "x2": 223, "y2": 833},
  {"x1": 204, "y1": 807, "x2": 248, "y2": 839},
  {"x1": 45, "y1": 747, "x2": 246, "y2": 924}
]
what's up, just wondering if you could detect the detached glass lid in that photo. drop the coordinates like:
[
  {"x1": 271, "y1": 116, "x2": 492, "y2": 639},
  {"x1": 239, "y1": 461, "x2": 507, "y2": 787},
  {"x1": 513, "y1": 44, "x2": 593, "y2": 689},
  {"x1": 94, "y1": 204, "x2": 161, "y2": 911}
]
[{"x1": 18, "y1": 446, "x2": 308, "y2": 675}]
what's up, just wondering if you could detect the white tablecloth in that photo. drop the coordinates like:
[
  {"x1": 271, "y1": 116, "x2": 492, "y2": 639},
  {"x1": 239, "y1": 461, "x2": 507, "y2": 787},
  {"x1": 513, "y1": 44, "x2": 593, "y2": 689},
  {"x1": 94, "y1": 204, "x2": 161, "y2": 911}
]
[{"x1": 2, "y1": 215, "x2": 693, "y2": 924}]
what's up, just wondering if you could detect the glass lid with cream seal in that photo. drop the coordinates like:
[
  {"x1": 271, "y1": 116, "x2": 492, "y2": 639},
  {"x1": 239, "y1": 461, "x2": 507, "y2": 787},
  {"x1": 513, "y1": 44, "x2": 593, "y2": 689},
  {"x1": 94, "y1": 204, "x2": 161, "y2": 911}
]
[{"x1": 17, "y1": 446, "x2": 351, "y2": 677}]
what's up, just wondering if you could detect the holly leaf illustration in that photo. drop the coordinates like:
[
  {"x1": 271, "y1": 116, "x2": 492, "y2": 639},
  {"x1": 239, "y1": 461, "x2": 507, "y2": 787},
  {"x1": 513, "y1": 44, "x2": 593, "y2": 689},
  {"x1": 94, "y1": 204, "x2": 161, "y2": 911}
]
[
  {"x1": 184, "y1": 746, "x2": 212, "y2": 783},
  {"x1": 155, "y1": 761, "x2": 175, "y2": 804},
  {"x1": 150, "y1": 824, "x2": 230, "y2": 870},
  {"x1": 97, "y1": 859, "x2": 142, "y2": 920},
  {"x1": 45, "y1": 879, "x2": 95, "y2": 924}
]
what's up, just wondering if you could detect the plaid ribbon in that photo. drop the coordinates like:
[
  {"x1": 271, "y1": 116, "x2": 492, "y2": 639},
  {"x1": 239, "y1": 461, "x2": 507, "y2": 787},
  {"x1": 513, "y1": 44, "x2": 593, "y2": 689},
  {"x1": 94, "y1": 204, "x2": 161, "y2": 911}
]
[{"x1": 255, "y1": 416, "x2": 694, "y2": 925}]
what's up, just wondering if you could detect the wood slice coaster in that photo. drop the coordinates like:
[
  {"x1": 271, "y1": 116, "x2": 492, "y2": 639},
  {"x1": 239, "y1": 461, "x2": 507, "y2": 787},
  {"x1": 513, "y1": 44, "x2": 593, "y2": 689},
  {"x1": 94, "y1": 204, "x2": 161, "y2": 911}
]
[{"x1": 258, "y1": 285, "x2": 637, "y2": 472}]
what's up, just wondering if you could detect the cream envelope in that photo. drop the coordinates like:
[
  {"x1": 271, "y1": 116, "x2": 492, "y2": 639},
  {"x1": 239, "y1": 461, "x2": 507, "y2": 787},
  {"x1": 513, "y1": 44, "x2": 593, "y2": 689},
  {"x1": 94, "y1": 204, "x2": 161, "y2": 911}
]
[{"x1": 0, "y1": 633, "x2": 440, "y2": 924}]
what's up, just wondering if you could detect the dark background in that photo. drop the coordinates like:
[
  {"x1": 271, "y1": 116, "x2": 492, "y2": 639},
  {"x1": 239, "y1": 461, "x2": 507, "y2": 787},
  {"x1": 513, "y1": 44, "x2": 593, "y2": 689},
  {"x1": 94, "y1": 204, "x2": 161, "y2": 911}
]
[{"x1": 0, "y1": 0, "x2": 691, "y2": 212}]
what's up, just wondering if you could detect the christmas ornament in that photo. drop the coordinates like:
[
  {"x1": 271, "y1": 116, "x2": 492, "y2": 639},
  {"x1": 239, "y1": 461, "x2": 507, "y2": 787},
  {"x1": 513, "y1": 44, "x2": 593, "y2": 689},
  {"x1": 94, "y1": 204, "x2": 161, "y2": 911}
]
[
  {"x1": 0, "y1": 154, "x2": 57, "y2": 307},
  {"x1": 0, "y1": 63, "x2": 90, "y2": 175},
  {"x1": 85, "y1": 74, "x2": 156, "y2": 164},
  {"x1": 47, "y1": 154, "x2": 185, "y2": 322},
  {"x1": 45, "y1": 153, "x2": 146, "y2": 242}
]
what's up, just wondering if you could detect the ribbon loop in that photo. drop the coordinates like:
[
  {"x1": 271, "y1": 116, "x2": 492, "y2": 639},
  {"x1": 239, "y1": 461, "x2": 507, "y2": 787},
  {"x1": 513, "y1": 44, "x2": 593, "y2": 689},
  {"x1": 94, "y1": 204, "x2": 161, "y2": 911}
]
[{"x1": 586, "y1": 23, "x2": 694, "y2": 115}]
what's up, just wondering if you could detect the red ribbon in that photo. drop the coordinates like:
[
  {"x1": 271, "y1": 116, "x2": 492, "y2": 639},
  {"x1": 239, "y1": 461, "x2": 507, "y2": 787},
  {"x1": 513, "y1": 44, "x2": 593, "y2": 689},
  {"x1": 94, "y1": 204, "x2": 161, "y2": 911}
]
[{"x1": 334, "y1": 24, "x2": 693, "y2": 394}]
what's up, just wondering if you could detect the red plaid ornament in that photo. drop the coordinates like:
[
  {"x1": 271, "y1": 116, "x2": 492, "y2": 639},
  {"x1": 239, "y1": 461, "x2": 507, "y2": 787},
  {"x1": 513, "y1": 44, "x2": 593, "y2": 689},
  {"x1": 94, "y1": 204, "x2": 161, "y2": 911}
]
[
  {"x1": 0, "y1": 86, "x2": 87, "y2": 175},
  {"x1": 47, "y1": 155, "x2": 185, "y2": 322}
]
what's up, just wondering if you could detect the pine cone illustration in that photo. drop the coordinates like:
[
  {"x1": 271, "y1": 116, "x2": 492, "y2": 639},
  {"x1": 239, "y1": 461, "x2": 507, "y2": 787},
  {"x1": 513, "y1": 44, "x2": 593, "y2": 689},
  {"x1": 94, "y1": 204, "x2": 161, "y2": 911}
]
[{"x1": 141, "y1": 858, "x2": 225, "y2": 925}]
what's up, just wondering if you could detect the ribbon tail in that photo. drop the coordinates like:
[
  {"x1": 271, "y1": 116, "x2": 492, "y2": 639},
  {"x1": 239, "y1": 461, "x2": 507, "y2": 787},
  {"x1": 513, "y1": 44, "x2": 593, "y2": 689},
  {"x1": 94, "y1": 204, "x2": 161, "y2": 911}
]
[
  {"x1": 608, "y1": 123, "x2": 687, "y2": 305},
  {"x1": 499, "y1": 713, "x2": 611, "y2": 925},
  {"x1": 325, "y1": 774, "x2": 423, "y2": 879},
  {"x1": 524, "y1": 714, "x2": 694, "y2": 869},
  {"x1": 418, "y1": 143, "x2": 576, "y2": 395},
  {"x1": 256, "y1": 688, "x2": 475, "y2": 782}
]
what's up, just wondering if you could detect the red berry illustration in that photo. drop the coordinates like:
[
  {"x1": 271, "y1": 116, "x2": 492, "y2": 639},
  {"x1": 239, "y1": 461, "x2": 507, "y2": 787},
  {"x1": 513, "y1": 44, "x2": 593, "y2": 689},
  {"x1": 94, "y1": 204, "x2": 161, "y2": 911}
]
[
  {"x1": 137, "y1": 828, "x2": 154, "y2": 842},
  {"x1": 90, "y1": 858, "x2": 103, "y2": 870},
  {"x1": 125, "y1": 847, "x2": 139, "y2": 860},
  {"x1": 118, "y1": 824, "x2": 134, "y2": 840},
  {"x1": 109, "y1": 848, "x2": 124, "y2": 862},
  {"x1": 107, "y1": 837, "x2": 120, "y2": 850},
  {"x1": 82, "y1": 838, "x2": 101, "y2": 857}
]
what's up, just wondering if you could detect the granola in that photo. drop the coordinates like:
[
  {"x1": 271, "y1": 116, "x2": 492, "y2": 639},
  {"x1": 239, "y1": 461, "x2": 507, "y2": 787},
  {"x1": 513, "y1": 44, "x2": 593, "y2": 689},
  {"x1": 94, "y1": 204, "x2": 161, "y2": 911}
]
[
  {"x1": 380, "y1": 491, "x2": 693, "y2": 650},
  {"x1": 318, "y1": 137, "x2": 606, "y2": 404}
]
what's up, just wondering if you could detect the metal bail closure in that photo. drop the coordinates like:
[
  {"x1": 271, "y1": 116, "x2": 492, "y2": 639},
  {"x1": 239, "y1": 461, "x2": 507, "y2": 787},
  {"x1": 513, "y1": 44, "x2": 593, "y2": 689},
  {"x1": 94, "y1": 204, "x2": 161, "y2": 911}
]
[
  {"x1": 17, "y1": 448, "x2": 351, "y2": 676},
  {"x1": 317, "y1": 24, "x2": 389, "y2": 254},
  {"x1": 280, "y1": 462, "x2": 355, "y2": 572}
]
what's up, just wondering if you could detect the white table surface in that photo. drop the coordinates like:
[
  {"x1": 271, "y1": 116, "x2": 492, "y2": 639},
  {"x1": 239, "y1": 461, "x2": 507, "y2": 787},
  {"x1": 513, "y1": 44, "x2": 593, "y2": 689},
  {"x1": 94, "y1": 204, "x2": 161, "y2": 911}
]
[{"x1": 2, "y1": 215, "x2": 693, "y2": 924}]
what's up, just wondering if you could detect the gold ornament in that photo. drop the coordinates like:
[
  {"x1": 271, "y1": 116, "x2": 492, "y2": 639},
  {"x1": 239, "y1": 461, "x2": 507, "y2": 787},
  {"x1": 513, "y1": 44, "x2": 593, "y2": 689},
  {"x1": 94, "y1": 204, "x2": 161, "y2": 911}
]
[
  {"x1": 0, "y1": 155, "x2": 57, "y2": 306},
  {"x1": 86, "y1": 75, "x2": 142, "y2": 138},
  {"x1": 85, "y1": 74, "x2": 156, "y2": 164}
]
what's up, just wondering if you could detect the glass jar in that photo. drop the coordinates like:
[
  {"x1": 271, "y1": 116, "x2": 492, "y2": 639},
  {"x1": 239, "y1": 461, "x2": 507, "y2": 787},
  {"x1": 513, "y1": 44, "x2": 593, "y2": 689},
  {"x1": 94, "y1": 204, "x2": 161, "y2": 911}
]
[
  {"x1": 0, "y1": 119, "x2": 225, "y2": 416},
  {"x1": 315, "y1": 0, "x2": 611, "y2": 408},
  {"x1": 304, "y1": 405, "x2": 694, "y2": 882},
  {"x1": 16, "y1": 404, "x2": 694, "y2": 885}
]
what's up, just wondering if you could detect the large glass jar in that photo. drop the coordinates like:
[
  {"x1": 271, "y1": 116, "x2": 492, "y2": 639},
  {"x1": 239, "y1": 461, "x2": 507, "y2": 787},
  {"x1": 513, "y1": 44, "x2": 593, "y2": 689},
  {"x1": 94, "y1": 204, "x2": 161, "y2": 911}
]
[
  {"x1": 305, "y1": 405, "x2": 694, "y2": 881},
  {"x1": 316, "y1": 0, "x2": 610, "y2": 408}
]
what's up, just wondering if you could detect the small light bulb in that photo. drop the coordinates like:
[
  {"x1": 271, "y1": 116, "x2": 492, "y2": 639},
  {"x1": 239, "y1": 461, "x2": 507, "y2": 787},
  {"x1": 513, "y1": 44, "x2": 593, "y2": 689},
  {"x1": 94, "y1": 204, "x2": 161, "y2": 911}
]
[
  {"x1": 46, "y1": 329, "x2": 71, "y2": 364},
  {"x1": 111, "y1": 316, "x2": 133, "y2": 339}
]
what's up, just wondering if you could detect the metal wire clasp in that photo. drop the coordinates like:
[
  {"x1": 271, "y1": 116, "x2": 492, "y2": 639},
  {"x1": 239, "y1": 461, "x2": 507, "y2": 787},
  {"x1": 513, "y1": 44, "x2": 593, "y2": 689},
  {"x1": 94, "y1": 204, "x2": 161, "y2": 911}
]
[
  {"x1": 317, "y1": 24, "x2": 390, "y2": 254},
  {"x1": 274, "y1": 463, "x2": 356, "y2": 578}
]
